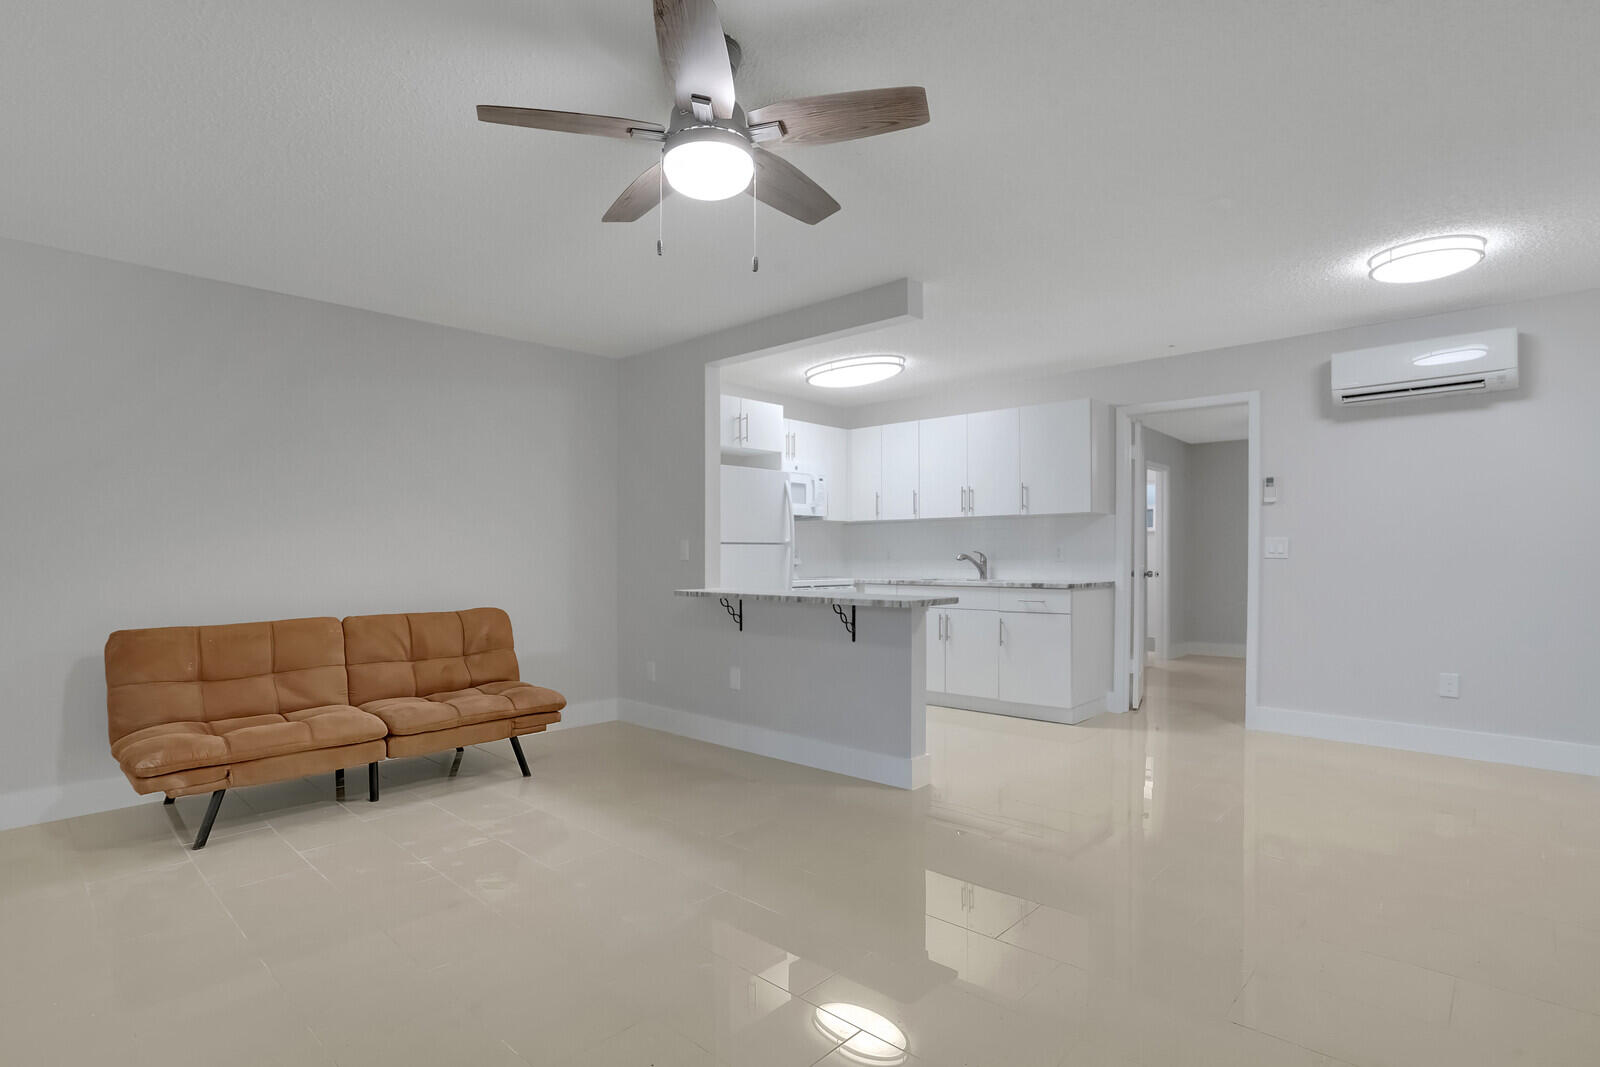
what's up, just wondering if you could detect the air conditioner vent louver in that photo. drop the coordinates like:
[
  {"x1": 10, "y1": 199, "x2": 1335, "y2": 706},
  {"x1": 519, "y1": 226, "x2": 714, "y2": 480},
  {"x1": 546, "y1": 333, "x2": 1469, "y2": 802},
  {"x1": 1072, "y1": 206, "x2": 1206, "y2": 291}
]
[{"x1": 1331, "y1": 329, "x2": 1517, "y2": 407}]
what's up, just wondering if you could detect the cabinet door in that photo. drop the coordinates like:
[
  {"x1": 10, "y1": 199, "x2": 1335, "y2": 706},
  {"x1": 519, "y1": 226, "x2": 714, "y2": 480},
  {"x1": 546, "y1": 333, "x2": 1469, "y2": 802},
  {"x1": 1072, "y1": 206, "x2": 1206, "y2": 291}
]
[
  {"x1": 848, "y1": 426, "x2": 882, "y2": 521},
  {"x1": 926, "y1": 611, "x2": 946, "y2": 692},
  {"x1": 783, "y1": 419, "x2": 800, "y2": 468},
  {"x1": 815, "y1": 423, "x2": 849, "y2": 519},
  {"x1": 943, "y1": 608, "x2": 999, "y2": 699},
  {"x1": 967, "y1": 408, "x2": 1021, "y2": 517},
  {"x1": 881, "y1": 421, "x2": 921, "y2": 519},
  {"x1": 1019, "y1": 399, "x2": 1090, "y2": 515},
  {"x1": 997, "y1": 611, "x2": 1072, "y2": 707},
  {"x1": 917, "y1": 414, "x2": 967, "y2": 519},
  {"x1": 720, "y1": 395, "x2": 744, "y2": 450},
  {"x1": 742, "y1": 398, "x2": 786, "y2": 455}
]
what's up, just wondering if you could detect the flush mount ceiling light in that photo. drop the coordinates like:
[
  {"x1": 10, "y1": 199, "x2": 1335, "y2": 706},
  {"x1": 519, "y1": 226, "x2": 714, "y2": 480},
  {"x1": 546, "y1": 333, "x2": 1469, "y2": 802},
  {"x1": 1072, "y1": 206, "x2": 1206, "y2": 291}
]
[
  {"x1": 661, "y1": 125, "x2": 754, "y2": 201},
  {"x1": 805, "y1": 355, "x2": 906, "y2": 389},
  {"x1": 1412, "y1": 343, "x2": 1489, "y2": 366},
  {"x1": 1367, "y1": 235, "x2": 1487, "y2": 284},
  {"x1": 814, "y1": 1004, "x2": 908, "y2": 1066}
]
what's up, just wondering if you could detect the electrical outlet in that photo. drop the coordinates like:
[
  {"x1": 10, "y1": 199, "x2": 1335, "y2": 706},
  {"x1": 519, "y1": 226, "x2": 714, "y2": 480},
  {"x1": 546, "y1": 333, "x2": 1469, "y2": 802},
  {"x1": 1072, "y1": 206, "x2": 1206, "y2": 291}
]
[
  {"x1": 679, "y1": 538, "x2": 691, "y2": 562},
  {"x1": 1438, "y1": 672, "x2": 1460, "y2": 698},
  {"x1": 1264, "y1": 537, "x2": 1290, "y2": 559},
  {"x1": 729, "y1": 667, "x2": 741, "y2": 691},
  {"x1": 646, "y1": 660, "x2": 657, "y2": 683}
]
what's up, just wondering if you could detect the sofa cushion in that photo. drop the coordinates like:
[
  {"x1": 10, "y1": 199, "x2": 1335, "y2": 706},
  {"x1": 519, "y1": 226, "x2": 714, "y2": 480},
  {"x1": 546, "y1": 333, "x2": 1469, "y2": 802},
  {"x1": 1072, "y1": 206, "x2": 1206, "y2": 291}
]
[
  {"x1": 111, "y1": 704, "x2": 386, "y2": 778},
  {"x1": 359, "y1": 682, "x2": 564, "y2": 736},
  {"x1": 343, "y1": 608, "x2": 522, "y2": 706}
]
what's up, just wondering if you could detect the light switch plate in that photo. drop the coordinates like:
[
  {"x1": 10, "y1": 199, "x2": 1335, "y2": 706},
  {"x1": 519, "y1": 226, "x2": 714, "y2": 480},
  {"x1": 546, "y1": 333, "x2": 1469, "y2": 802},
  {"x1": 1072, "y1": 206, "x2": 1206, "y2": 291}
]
[
  {"x1": 1264, "y1": 536, "x2": 1290, "y2": 559},
  {"x1": 1439, "y1": 672, "x2": 1460, "y2": 698},
  {"x1": 679, "y1": 538, "x2": 691, "y2": 562},
  {"x1": 729, "y1": 667, "x2": 741, "y2": 691}
]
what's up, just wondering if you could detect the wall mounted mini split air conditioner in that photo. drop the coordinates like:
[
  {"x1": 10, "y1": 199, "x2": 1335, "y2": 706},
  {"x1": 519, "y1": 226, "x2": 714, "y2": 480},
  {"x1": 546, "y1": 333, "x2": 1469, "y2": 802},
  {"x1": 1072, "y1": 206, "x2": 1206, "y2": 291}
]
[{"x1": 1330, "y1": 328, "x2": 1519, "y2": 406}]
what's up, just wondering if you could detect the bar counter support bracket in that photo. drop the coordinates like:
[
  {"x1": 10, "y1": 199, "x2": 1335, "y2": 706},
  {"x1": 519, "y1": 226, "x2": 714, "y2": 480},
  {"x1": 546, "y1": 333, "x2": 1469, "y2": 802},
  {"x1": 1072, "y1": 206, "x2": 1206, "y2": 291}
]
[
  {"x1": 831, "y1": 603, "x2": 857, "y2": 642},
  {"x1": 719, "y1": 597, "x2": 744, "y2": 632}
]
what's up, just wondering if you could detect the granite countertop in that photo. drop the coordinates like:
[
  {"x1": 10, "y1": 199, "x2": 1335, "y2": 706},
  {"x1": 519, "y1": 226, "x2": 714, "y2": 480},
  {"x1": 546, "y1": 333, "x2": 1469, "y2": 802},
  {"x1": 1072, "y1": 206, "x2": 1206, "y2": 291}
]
[
  {"x1": 676, "y1": 588, "x2": 960, "y2": 609},
  {"x1": 794, "y1": 577, "x2": 1116, "y2": 591}
]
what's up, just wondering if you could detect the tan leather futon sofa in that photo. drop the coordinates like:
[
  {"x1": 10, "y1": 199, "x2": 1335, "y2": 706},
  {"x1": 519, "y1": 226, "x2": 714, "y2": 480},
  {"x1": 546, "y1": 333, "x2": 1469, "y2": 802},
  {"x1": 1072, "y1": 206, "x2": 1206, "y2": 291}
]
[{"x1": 105, "y1": 607, "x2": 564, "y2": 848}]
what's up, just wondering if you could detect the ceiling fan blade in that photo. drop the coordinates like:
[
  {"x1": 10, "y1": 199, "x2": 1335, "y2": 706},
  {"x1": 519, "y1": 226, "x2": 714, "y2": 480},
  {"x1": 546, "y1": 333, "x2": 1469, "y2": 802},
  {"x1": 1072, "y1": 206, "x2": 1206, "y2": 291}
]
[
  {"x1": 747, "y1": 87, "x2": 929, "y2": 146},
  {"x1": 603, "y1": 162, "x2": 671, "y2": 222},
  {"x1": 749, "y1": 149, "x2": 839, "y2": 225},
  {"x1": 476, "y1": 106, "x2": 663, "y2": 140},
  {"x1": 653, "y1": 0, "x2": 736, "y2": 119}
]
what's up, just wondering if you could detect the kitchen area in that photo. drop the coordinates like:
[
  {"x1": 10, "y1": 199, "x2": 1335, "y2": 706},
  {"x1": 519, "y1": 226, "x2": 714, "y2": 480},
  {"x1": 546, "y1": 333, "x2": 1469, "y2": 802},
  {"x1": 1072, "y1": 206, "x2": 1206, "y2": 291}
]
[{"x1": 691, "y1": 374, "x2": 1119, "y2": 735}]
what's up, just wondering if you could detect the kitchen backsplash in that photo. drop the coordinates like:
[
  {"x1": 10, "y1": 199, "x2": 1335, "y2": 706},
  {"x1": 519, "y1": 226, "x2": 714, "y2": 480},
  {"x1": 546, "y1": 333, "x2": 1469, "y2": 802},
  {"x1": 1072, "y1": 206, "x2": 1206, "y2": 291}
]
[{"x1": 794, "y1": 513, "x2": 1117, "y2": 582}]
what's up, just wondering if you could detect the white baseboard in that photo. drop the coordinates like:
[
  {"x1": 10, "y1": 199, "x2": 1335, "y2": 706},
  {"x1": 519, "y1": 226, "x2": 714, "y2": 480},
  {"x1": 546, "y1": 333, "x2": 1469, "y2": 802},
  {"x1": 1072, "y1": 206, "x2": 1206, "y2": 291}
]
[
  {"x1": 0, "y1": 696, "x2": 625, "y2": 833},
  {"x1": 549, "y1": 697, "x2": 620, "y2": 730},
  {"x1": 0, "y1": 774, "x2": 146, "y2": 833},
  {"x1": 1172, "y1": 642, "x2": 1246, "y2": 659},
  {"x1": 1250, "y1": 705, "x2": 1600, "y2": 778},
  {"x1": 620, "y1": 699, "x2": 928, "y2": 789}
]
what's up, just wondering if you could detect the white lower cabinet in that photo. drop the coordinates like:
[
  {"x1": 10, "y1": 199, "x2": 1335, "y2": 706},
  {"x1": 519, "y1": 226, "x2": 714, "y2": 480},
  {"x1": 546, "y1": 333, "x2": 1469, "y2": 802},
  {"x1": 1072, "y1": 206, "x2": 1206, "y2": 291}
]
[
  {"x1": 943, "y1": 608, "x2": 1000, "y2": 699},
  {"x1": 997, "y1": 611, "x2": 1072, "y2": 706}
]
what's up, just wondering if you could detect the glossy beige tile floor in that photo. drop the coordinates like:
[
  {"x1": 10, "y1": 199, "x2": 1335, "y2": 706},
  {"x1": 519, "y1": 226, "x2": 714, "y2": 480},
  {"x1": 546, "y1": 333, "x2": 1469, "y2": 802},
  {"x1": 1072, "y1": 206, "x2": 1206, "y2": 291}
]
[{"x1": 6, "y1": 657, "x2": 1600, "y2": 1066}]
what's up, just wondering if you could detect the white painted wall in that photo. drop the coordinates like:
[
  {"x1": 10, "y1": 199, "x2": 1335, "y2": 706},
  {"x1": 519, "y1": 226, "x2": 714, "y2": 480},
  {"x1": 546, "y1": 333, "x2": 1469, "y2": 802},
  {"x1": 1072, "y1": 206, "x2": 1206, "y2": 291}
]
[
  {"x1": 843, "y1": 287, "x2": 1600, "y2": 765},
  {"x1": 0, "y1": 238, "x2": 620, "y2": 829},
  {"x1": 1182, "y1": 440, "x2": 1248, "y2": 651}
]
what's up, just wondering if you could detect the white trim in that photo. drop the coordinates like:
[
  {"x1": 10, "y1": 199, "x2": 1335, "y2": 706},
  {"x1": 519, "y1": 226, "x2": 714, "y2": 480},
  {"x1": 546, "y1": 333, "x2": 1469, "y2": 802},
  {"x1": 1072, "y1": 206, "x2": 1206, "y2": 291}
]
[
  {"x1": 547, "y1": 698, "x2": 621, "y2": 730},
  {"x1": 1171, "y1": 642, "x2": 1245, "y2": 659},
  {"x1": 1250, "y1": 705, "x2": 1600, "y2": 778},
  {"x1": 620, "y1": 699, "x2": 929, "y2": 789},
  {"x1": 1145, "y1": 461, "x2": 1171, "y2": 661},
  {"x1": 927, "y1": 690, "x2": 1102, "y2": 726},
  {"x1": 1114, "y1": 392, "x2": 1260, "y2": 724}
]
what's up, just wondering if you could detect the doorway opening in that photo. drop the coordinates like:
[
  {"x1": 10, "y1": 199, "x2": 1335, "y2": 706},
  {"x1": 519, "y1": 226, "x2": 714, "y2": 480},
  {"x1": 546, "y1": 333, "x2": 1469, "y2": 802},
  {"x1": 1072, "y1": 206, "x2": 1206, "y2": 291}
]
[{"x1": 1114, "y1": 394, "x2": 1260, "y2": 717}]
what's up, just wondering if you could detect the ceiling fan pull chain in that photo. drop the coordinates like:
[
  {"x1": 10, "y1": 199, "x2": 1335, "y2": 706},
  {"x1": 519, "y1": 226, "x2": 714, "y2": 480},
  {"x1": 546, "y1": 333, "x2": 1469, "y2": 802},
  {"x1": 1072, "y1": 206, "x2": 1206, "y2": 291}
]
[
  {"x1": 657, "y1": 149, "x2": 665, "y2": 257},
  {"x1": 751, "y1": 164, "x2": 759, "y2": 272}
]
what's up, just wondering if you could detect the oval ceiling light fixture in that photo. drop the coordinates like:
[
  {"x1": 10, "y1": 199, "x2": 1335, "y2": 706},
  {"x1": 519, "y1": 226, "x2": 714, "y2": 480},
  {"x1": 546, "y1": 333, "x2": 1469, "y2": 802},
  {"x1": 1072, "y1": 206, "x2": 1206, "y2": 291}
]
[
  {"x1": 1412, "y1": 343, "x2": 1489, "y2": 367},
  {"x1": 805, "y1": 354, "x2": 907, "y2": 389},
  {"x1": 662, "y1": 126, "x2": 754, "y2": 201},
  {"x1": 814, "y1": 1004, "x2": 908, "y2": 1066},
  {"x1": 1367, "y1": 234, "x2": 1487, "y2": 284}
]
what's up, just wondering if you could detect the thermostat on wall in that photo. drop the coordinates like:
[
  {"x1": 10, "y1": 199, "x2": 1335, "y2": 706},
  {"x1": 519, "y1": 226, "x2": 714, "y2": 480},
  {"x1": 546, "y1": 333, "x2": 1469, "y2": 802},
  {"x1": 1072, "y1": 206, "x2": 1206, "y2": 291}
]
[{"x1": 1263, "y1": 476, "x2": 1277, "y2": 504}]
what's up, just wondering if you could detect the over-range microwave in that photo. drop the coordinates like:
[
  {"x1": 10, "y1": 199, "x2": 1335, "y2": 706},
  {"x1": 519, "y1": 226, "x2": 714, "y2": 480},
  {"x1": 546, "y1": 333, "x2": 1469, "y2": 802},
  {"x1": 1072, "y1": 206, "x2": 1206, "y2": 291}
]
[{"x1": 789, "y1": 472, "x2": 827, "y2": 518}]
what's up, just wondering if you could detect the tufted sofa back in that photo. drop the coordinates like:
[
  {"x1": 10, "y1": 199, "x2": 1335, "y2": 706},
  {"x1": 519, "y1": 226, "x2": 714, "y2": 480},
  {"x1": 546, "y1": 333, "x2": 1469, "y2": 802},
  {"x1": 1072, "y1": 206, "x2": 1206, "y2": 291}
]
[
  {"x1": 342, "y1": 608, "x2": 521, "y2": 707},
  {"x1": 104, "y1": 617, "x2": 349, "y2": 745}
]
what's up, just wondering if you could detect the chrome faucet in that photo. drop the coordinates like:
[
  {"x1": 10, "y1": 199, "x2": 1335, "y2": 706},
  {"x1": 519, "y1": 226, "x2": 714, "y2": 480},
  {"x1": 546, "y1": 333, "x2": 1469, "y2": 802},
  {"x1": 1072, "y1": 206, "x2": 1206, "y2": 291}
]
[{"x1": 957, "y1": 550, "x2": 989, "y2": 580}]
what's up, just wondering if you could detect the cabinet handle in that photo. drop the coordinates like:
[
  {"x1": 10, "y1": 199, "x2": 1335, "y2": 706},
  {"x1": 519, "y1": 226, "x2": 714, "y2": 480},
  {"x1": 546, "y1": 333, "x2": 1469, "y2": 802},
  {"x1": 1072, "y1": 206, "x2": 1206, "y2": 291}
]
[
  {"x1": 913, "y1": 489, "x2": 919, "y2": 516},
  {"x1": 1020, "y1": 484, "x2": 1026, "y2": 512},
  {"x1": 875, "y1": 491, "x2": 880, "y2": 519},
  {"x1": 1023, "y1": 484, "x2": 1030, "y2": 512},
  {"x1": 998, "y1": 618, "x2": 1005, "y2": 646},
  {"x1": 969, "y1": 487, "x2": 975, "y2": 514}
]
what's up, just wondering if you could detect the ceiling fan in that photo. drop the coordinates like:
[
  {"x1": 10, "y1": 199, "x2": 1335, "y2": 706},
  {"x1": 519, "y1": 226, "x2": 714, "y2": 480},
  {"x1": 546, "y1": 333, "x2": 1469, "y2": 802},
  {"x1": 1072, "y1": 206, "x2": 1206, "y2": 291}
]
[{"x1": 476, "y1": 0, "x2": 929, "y2": 229}]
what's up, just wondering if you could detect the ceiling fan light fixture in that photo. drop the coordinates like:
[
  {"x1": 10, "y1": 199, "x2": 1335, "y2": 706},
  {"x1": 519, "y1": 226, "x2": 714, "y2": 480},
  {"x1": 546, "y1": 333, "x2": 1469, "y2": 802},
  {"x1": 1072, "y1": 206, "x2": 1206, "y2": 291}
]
[
  {"x1": 1367, "y1": 235, "x2": 1487, "y2": 284},
  {"x1": 805, "y1": 354, "x2": 906, "y2": 389},
  {"x1": 662, "y1": 126, "x2": 753, "y2": 201}
]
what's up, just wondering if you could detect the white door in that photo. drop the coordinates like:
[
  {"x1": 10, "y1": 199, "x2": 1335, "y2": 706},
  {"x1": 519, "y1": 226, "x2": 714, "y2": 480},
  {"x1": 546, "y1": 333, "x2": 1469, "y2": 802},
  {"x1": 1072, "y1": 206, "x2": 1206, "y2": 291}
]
[
  {"x1": 943, "y1": 608, "x2": 999, "y2": 698},
  {"x1": 720, "y1": 395, "x2": 744, "y2": 450},
  {"x1": 926, "y1": 611, "x2": 946, "y2": 692},
  {"x1": 1130, "y1": 422, "x2": 1147, "y2": 709},
  {"x1": 998, "y1": 611, "x2": 1073, "y2": 707},
  {"x1": 1019, "y1": 399, "x2": 1090, "y2": 515},
  {"x1": 741, "y1": 398, "x2": 786, "y2": 454},
  {"x1": 917, "y1": 414, "x2": 967, "y2": 519},
  {"x1": 1145, "y1": 466, "x2": 1168, "y2": 660},
  {"x1": 881, "y1": 421, "x2": 920, "y2": 520},
  {"x1": 967, "y1": 408, "x2": 1021, "y2": 517},
  {"x1": 848, "y1": 426, "x2": 882, "y2": 521}
]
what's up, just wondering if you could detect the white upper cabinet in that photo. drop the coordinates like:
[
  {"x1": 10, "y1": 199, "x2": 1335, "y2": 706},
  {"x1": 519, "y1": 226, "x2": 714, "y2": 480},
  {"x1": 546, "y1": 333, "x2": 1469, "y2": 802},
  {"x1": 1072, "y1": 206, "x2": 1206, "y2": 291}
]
[
  {"x1": 881, "y1": 421, "x2": 921, "y2": 520},
  {"x1": 917, "y1": 414, "x2": 967, "y2": 519},
  {"x1": 848, "y1": 426, "x2": 883, "y2": 521},
  {"x1": 1019, "y1": 398, "x2": 1112, "y2": 515},
  {"x1": 787, "y1": 419, "x2": 849, "y2": 519},
  {"x1": 966, "y1": 408, "x2": 1021, "y2": 517},
  {"x1": 720, "y1": 395, "x2": 785, "y2": 454}
]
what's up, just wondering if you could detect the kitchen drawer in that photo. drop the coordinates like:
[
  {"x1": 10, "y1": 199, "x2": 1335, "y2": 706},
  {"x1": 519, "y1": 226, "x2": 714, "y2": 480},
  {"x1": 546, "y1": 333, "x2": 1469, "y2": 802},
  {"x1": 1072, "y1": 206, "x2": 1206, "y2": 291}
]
[
  {"x1": 996, "y1": 590, "x2": 1072, "y2": 614},
  {"x1": 923, "y1": 585, "x2": 1001, "y2": 611}
]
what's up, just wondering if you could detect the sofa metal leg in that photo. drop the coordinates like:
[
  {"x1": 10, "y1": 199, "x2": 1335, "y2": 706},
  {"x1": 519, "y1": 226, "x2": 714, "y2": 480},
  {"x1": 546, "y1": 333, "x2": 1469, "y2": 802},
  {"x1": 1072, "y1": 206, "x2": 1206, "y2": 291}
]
[
  {"x1": 163, "y1": 796, "x2": 175, "y2": 805},
  {"x1": 456, "y1": 747, "x2": 464, "y2": 754},
  {"x1": 509, "y1": 735, "x2": 531, "y2": 777},
  {"x1": 192, "y1": 790, "x2": 226, "y2": 850},
  {"x1": 335, "y1": 767, "x2": 345, "y2": 793},
  {"x1": 368, "y1": 761, "x2": 380, "y2": 802}
]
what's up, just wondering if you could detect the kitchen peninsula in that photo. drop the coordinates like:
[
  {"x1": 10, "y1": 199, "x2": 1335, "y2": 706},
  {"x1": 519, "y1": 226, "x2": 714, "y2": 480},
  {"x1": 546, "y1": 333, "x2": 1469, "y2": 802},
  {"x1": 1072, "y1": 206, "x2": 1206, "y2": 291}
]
[{"x1": 672, "y1": 585, "x2": 958, "y2": 788}]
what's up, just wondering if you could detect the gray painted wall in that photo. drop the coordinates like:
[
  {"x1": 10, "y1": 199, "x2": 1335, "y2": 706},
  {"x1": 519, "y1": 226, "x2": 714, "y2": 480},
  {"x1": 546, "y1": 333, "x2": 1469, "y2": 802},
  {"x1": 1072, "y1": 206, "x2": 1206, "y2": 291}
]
[
  {"x1": 0, "y1": 238, "x2": 620, "y2": 828},
  {"x1": 1181, "y1": 440, "x2": 1248, "y2": 648}
]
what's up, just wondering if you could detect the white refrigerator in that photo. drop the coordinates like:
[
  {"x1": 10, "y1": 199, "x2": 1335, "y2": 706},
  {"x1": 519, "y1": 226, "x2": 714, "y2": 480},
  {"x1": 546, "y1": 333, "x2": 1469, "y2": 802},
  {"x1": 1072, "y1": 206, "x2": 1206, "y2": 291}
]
[{"x1": 720, "y1": 465, "x2": 793, "y2": 593}]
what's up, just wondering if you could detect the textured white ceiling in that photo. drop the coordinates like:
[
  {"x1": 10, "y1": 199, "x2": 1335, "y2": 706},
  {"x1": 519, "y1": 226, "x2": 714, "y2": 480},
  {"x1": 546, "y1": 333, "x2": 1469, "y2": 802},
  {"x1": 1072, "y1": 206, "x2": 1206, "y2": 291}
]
[
  {"x1": 1138, "y1": 405, "x2": 1249, "y2": 445},
  {"x1": 4, "y1": 1, "x2": 1598, "y2": 371}
]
